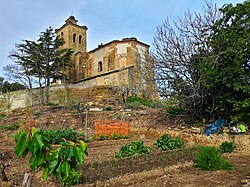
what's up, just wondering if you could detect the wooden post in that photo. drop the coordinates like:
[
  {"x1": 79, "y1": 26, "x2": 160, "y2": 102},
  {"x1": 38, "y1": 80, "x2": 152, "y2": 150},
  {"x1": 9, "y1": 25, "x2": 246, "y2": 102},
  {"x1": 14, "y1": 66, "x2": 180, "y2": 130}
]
[
  {"x1": 22, "y1": 173, "x2": 32, "y2": 187},
  {"x1": 0, "y1": 163, "x2": 8, "y2": 182}
]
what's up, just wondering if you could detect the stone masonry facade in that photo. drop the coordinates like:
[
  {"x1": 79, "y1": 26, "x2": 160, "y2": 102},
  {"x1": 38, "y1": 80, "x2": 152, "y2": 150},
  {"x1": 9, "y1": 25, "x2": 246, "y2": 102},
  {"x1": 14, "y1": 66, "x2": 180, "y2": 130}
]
[{"x1": 55, "y1": 16, "x2": 157, "y2": 98}]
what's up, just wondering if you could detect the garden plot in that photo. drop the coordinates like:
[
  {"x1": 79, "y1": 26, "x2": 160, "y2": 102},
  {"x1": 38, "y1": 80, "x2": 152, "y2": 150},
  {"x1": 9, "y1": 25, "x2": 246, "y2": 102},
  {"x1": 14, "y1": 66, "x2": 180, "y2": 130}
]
[{"x1": 0, "y1": 107, "x2": 250, "y2": 187}]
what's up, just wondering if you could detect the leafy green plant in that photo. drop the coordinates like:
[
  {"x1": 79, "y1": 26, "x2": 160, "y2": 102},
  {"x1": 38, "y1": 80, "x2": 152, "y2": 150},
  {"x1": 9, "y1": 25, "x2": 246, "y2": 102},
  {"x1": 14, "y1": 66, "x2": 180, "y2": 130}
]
[
  {"x1": 219, "y1": 142, "x2": 236, "y2": 153},
  {"x1": 98, "y1": 135, "x2": 108, "y2": 141},
  {"x1": 115, "y1": 140, "x2": 152, "y2": 158},
  {"x1": 14, "y1": 123, "x2": 88, "y2": 186},
  {"x1": 40, "y1": 128, "x2": 85, "y2": 144},
  {"x1": 194, "y1": 146, "x2": 233, "y2": 170},
  {"x1": 111, "y1": 133, "x2": 122, "y2": 140},
  {"x1": 154, "y1": 134, "x2": 184, "y2": 151}
]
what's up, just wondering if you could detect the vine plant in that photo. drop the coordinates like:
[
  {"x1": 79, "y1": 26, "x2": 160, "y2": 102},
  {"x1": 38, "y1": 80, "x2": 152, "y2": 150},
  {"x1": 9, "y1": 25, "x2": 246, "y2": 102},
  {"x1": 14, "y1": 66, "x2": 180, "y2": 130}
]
[{"x1": 14, "y1": 120, "x2": 88, "y2": 185}]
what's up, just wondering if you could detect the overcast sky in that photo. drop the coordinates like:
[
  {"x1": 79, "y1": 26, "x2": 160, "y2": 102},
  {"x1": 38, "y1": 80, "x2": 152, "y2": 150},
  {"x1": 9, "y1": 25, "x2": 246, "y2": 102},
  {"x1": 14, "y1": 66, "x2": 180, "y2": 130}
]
[{"x1": 0, "y1": 0, "x2": 243, "y2": 78}]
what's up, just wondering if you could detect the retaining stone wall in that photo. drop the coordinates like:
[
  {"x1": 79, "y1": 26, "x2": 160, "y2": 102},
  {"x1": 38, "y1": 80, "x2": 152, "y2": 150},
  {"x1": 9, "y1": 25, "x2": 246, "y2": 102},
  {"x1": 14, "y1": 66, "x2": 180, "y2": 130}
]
[{"x1": 0, "y1": 85, "x2": 116, "y2": 110}]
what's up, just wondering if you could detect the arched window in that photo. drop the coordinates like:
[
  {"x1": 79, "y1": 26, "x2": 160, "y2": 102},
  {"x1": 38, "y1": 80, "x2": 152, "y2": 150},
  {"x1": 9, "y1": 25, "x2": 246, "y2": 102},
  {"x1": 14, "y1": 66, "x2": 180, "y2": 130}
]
[
  {"x1": 79, "y1": 35, "x2": 82, "y2": 44},
  {"x1": 73, "y1": 33, "x2": 76, "y2": 42},
  {"x1": 61, "y1": 32, "x2": 64, "y2": 37},
  {"x1": 98, "y1": 61, "x2": 103, "y2": 72}
]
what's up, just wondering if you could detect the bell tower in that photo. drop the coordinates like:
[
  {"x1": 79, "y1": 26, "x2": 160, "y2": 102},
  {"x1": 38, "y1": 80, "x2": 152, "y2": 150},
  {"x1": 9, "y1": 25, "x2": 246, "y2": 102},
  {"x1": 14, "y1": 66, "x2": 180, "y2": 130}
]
[
  {"x1": 56, "y1": 16, "x2": 88, "y2": 82},
  {"x1": 56, "y1": 16, "x2": 88, "y2": 53}
]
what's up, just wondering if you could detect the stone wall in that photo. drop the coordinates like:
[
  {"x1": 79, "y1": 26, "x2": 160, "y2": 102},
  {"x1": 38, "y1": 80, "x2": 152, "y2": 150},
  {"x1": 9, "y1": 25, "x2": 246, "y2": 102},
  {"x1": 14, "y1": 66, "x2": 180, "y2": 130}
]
[
  {"x1": 0, "y1": 84, "x2": 117, "y2": 110},
  {"x1": 0, "y1": 90, "x2": 28, "y2": 109}
]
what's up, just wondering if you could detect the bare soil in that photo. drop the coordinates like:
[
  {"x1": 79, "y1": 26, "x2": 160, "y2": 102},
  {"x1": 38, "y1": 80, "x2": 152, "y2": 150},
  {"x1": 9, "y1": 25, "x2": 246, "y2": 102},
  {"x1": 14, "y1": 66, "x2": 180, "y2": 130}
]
[{"x1": 0, "y1": 107, "x2": 250, "y2": 187}]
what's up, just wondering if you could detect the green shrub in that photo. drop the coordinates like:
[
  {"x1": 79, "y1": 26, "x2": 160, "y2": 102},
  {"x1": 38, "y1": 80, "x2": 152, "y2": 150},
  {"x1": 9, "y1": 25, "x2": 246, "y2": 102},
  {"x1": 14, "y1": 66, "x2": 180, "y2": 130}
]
[
  {"x1": 127, "y1": 96, "x2": 152, "y2": 107},
  {"x1": 40, "y1": 128, "x2": 85, "y2": 144},
  {"x1": 115, "y1": 140, "x2": 152, "y2": 158},
  {"x1": 194, "y1": 146, "x2": 233, "y2": 170},
  {"x1": 154, "y1": 134, "x2": 184, "y2": 151},
  {"x1": 219, "y1": 142, "x2": 236, "y2": 153},
  {"x1": 127, "y1": 96, "x2": 165, "y2": 109}
]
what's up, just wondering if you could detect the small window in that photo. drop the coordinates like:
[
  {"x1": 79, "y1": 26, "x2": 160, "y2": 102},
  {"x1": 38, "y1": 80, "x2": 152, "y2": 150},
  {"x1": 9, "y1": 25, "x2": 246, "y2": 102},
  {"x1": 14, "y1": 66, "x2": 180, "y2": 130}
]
[
  {"x1": 98, "y1": 61, "x2": 103, "y2": 72},
  {"x1": 79, "y1": 35, "x2": 82, "y2": 44},
  {"x1": 73, "y1": 33, "x2": 76, "y2": 42},
  {"x1": 61, "y1": 32, "x2": 64, "y2": 37}
]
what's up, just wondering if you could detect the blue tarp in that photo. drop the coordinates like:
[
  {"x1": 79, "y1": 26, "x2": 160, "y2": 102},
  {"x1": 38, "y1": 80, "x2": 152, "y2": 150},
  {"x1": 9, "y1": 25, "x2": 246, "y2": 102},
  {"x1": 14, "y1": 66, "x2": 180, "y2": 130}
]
[{"x1": 204, "y1": 119, "x2": 227, "y2": 136}]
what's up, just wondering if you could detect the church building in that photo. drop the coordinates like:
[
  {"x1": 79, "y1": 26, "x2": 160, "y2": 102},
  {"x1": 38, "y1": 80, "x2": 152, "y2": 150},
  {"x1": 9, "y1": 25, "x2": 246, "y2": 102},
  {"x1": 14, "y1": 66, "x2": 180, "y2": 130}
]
[{"x1": 55, "y1": 16, "x2": 156, "y2": 97}]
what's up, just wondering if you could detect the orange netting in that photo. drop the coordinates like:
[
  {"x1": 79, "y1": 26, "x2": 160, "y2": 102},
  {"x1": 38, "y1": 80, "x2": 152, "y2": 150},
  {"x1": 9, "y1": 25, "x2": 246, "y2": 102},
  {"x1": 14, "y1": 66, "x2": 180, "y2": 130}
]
[{"x1": 94, "y1": 120, "x2": 130, "y2": 136}]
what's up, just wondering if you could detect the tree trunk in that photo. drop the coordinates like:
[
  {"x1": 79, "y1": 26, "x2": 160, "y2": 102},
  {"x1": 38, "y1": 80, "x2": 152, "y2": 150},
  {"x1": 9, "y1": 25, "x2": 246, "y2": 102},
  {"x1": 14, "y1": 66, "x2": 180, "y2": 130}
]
[
  {"x1": 38, "y1": 78, "x2": 44, "y2": 105},
  {"x1": 44, "y1": 86, "x2": 50, "y2": 104}
]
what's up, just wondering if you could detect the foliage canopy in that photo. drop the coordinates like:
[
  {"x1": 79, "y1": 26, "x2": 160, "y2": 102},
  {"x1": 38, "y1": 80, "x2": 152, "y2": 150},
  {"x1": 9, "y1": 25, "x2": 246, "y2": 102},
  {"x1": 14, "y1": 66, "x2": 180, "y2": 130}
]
[{"x1": 153, "y1": 1, "x2": 250, "y2": 122}]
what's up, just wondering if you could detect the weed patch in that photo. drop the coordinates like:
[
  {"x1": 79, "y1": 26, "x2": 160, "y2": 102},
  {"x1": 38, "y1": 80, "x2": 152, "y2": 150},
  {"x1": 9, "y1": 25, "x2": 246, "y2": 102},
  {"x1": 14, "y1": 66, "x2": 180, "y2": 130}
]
[
  {"x1": 1, "y1": 122, "x2": 20, "y2": 131},
  {"x1": 194, "y1": 146, "x2": 233, "y2": 170},
  {"x1": 219, "y1": 142, "x2": 236, "y2": 153}
]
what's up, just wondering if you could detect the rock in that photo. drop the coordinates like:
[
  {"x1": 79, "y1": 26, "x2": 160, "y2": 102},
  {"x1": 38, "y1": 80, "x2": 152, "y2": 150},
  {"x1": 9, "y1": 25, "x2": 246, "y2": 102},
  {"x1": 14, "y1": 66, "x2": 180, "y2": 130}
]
[
  {"x1": 32, "y1": 109, "x2": 42, "y2": 116},
  {"x1": 89, "y1": 108, "x2": 103, "y2": 112},
  {"x1": 190, "y1": 127, "x2": 201, "y2": 134},
  {"x1": 241, "y1": 179, "x2": 250, "y2": 184},
  {"x1": 125, "y1": 109, "x2": 132, "y2": 112},
  {"x1": 140, "y1": 134, "x2": 146, "y2": 139},
  {"x1": 242, "y1": 182, "x2": 250, "y2": 187}
]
